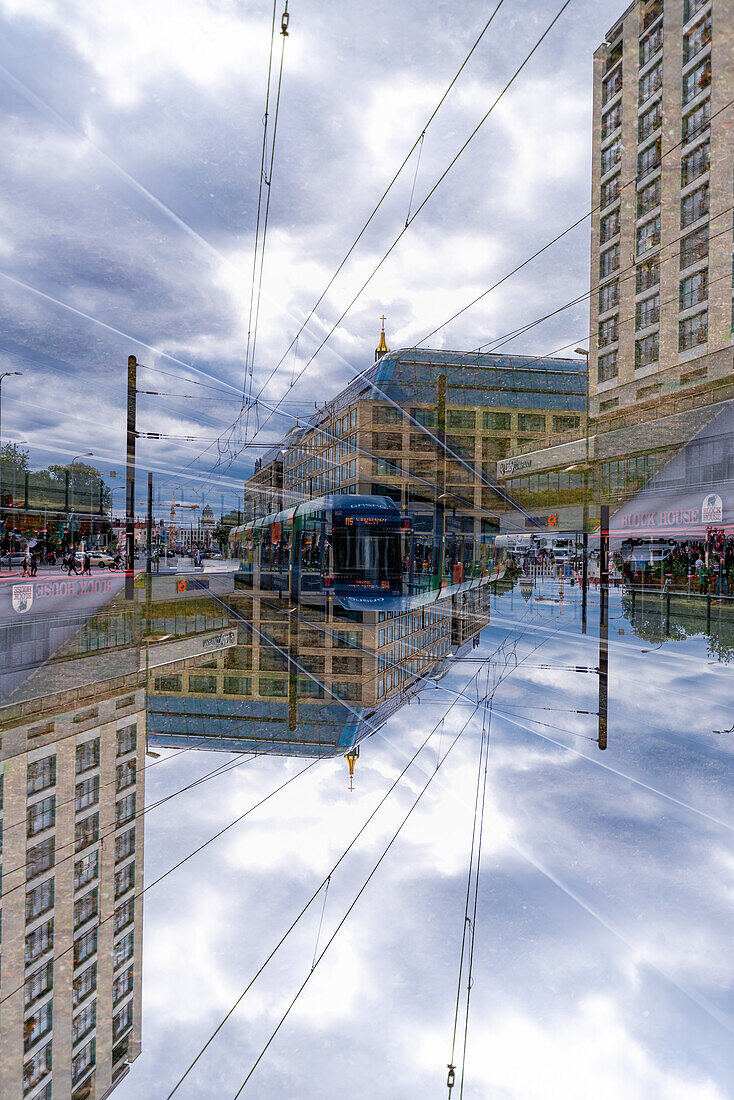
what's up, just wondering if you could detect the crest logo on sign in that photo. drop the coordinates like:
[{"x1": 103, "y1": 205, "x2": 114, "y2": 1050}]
[
  {"x1": 12, "y1": 584, "x2": 34, "y2": 614},
  {"x1": 701, "y1": 493, "x2": 723, "y2": 524}
]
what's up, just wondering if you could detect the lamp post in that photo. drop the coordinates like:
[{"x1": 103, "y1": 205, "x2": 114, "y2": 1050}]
[
  {"x1": 0, "y1": 371, "x2": 22, "y2": 558},
  {"x1": 575, "y1": 348, "x2": 590, "y2": 632}
]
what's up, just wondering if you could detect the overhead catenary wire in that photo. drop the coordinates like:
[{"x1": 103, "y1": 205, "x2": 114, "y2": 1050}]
[
  {"x1": 245, "y1": 0, "x2": 574, "y2": 450},
  {"x1": 243, "y1": 0, "x2": 290, "y2": 435},
  {"x1": 0, "y1": 757, "x2": 319, "y2": 1009}
]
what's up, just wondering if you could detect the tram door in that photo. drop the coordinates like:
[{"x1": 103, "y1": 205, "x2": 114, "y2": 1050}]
[{"x1": 292, "y1": 514, "x2": 326, "y2": 597}]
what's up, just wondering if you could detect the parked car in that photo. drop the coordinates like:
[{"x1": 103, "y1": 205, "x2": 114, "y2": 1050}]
[
  {"x1": 208, "y1": 551, "x2": 224, "y2": 560},
  {"x1": 1, "y1": 551, "x2": 30, "y2": 566}
]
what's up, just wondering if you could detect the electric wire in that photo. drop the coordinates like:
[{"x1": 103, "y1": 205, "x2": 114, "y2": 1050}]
[{"x1": 0, "y1": 757, "x2": 319, "y2": 1009}]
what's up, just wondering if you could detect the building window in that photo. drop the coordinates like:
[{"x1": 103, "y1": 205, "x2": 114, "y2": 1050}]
[
  {"x1": 115, "y1": 828, "x2": 136, "y2": 865},
  {"x1": 636, "y1": 293, "x2": 660, "y2": 329},
  {"x1": 72, "y1": 1002, "x2": 96, "y2": 1047},
  {"x1": 482, "y1": 411, "x2": 511, "y2": 431},
  {"x1": 410, "y1": 407, "x2": 436, "y2": 428},
  {"x1": 599, "y1": 244, "x2": 620, "y2": 279},
  {"x1": 258, "y1": 677, "x2": 287, "y2": 697},
  {"x1": 516, "y1": 413, "x2": 545, "y2": 433},
  {"x1": 372, "y1": 405, "x2": 401, "y2": 425},
  {"x1": 27, "y1": 756, "x2": 56, "y2": 797},
  {"x1": 26, "y1": 878, "x2": 54, "y2": 924},
  {"x1": 637, "y1": 140, "x2": 661, "y2": 180},
  {"x1": 683, "y1": 56, "x2": 711, "y2": 105},
  {"x1": 680, "y1": 225, "x2": 708, "y2": 269},
  {"x1": 75, "y1": 775, "x2": 99, "y2": 813},
  {"x1": 601, "y1": 139, "x2": 621, "y2": 175},
  {"x1": 600, "y1": 209, "x2": 620, "y2": 243},
  {"x1": 25, "y1": 961, "x2": 53, "y2": 1009},
  {"x1": 639, "y1": 62, "x2": 662, "y2": 105},
  {"x1": 25, "y1": 918, "x2": 54, "y2": 965},
  {"x1": 113, "y1": 930, "x2": 134, "y2": 970},
  {"x1": 73, "y1": 963, "x2": 97, "y2": 1008},
  {"x1": 640, "y1": 23, "x2": 663, "y2": 66},
  {"x1": 600, "y1": 174, "x2": 620, "y2": 209},
  {"x1": 636, "y1": 258, "x2": 660, "y2": 293},
  {"x1": 113, "y1": 965, "x2": 134, "y2": 1006},
  {"x1": 446, "y1": 409, "x2": 476, "y2": 430},
  {"x1": 117, "y1": 724, "x2": 137, "y2": 757},
  {"x1": 682, "y1": 140, "x2": 709, "y2": 186},
  {"x1": 74, "y1": 926, "x2": 98, "y2": 968},
  {"x1": 75, "y1": 739, "x2": 99, "y2": 775},
  {"x1": 680, "y1": 269, "x2": 708, "y2": 310},
  {"x1": 637, "y1": 178, "x2": 661, "y2": 218},
  {"x1": 154, "y1": 674, "x2": 182, "y2": 691},
  {"x1": 24, "y1": 1001, "x2": 53, "y2": 1054},
  {"x1": 75, "y1": 812, "x2": 99, "y2": 853},
  {"x1": 601, "y1": 102, "x2": 621, "y2": 140},
  {"x1": 73, "y1": 887, "x2": 98, "y2": 930},
  {"x1": 598, "y1": 316, "x2": 618, "y2": 347},
  {"x1": 23, "y1": 1040, "x2": 52, "y2": 1094},
  {"x1": 681, "y1": 183, "x2": 709, "y2": 228},
  {"x1": 71, "y1": 1038, "x2": 95, "y2": 1085},
  {"x1": 552, "y1": 415, "x2": 581, "y2": 433},
  {"x1": 682, "y1": 98, "x2": 710, "y2": 145},
  {"x1": 684, "y1": 0, "x2": 708, "y2": 21},
  {"x1": 598, "y1": 280, "x2": 619, "y2": 313},
  {"x1": 27, "y1": 796, "x2": 55, "y2": 837},
  {"x1": 223, "y1": 675, "x2": 252, "y2": 695},
  {"x1": 114, "y1": 898, "x2": 135, "y2": 935},
  {"x1": 602, "y1": 65, "x2": 622, "y2": 105},
  {"x1": 116, "y1": 760, "x2": 137, "y2": 793},
  {"x1": 683, "y1": 14, "x2": 712, "y2": 65},
  {"x1": 679, "y1": 311, "x2": 708, "y2": 350},
  {"x1": 26, "y1": 838, "x2": 55, "y2": 881},
  {"x1": 598, "y1": 351, "x2": 618, "y2": 383},
  {"x1": 74, "y1": 850, "x2": 99, "y2": 891},
  {"x1": 636, "y1": 215, "x2": 661, "y2": 255},
  {"x1": 113, "y1": 1001, "x2": 134, "y2": 1041},
  {"x1": 635, "y1": 332, "x2": 659, "y2": 368},
  {"x1": 189, "y1": 674, "x2": 217, "y2": 693},
  {"x1": 638, "y1": 101, "x2": 661, "y2": 142},
  {"x1": 116, "y1": 794, "x2": 136, "y2": 828}
]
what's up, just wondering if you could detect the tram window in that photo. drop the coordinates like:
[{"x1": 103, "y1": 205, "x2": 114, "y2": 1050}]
[{"x1": 332, "y1": 529, "x2": 401, "y2": 579}]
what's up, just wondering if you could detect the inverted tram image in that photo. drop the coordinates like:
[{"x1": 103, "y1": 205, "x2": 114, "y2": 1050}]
[{"x1": 228, "y1": 494, "x2": 507, "y2": 608}]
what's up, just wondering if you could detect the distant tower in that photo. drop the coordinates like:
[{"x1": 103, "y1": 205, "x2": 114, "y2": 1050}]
[
  {"x1": 344, "y1": 745, "x2": 359, "y2": 791},
  {"x1": 375, "y1": 315, "x2": 389, "y2": 361}
]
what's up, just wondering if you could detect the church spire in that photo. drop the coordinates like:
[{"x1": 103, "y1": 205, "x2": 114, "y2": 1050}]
[{"x1": 375, "y1": 315, "x2": 389, "y2": 361}]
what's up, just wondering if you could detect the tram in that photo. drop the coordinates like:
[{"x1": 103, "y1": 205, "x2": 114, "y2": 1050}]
[{"x1": 229, "y1": 494, "x2": 506, "y2": 606}]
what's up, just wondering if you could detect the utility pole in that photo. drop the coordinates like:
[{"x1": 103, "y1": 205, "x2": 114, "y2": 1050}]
[
  {"x1": 125, "y1": 355, "x2": 137, "y2": 601},
  {"x1": 597, "y1": 503, "x2": 609, "y2": 750},
  {"x1": 575, "y1": 348, "x2": 590, "y2": 634},
  {"x1": 146, "y1": 471, "x2": 153, "y2": 574}
]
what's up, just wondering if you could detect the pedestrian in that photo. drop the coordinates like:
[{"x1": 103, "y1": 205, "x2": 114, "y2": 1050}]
[
  {"x1": 30, "y1": 554, "x2": 38, "y2": 577},
  {"x1": 695, "y1": 555, "x2": 705, "y2": 594},
  {"x1": 21, "y1": 551, "x2": 31, "y2": 576},
  {"x1": 67, "y1": 548, "x2": 80, "y2": 576},
  {"x1": 82, "y1": 550, "x2": 91, "y2": 575}
]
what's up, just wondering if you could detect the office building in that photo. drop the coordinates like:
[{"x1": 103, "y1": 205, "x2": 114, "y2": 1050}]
[{"x1": 590, "y1": 0, "x2": 734, "y2": 421}]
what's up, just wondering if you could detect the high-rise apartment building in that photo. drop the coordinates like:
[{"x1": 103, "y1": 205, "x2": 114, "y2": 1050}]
[
  {"x1": 0, "y1": 688, "x2": 145, "y2": 1100},
  {"x1": 590, "y1": 0, "x2": 734, "y2": 420}
]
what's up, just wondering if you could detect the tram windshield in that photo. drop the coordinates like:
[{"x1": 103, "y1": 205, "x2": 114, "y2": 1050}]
[{"x1": 333, "y1": 528, "x2": 401, "y2": 581}]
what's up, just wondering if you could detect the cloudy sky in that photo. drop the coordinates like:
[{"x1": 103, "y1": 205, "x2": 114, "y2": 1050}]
[
  {"x1": 118, "y1": 585, "x2": 734, "y2": 1099},
  {"x1": 0, "y1": 0, "x2": 608, "y2": 512}
]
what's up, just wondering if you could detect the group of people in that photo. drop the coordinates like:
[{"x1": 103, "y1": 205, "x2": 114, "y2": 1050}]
[{"x1": 661, "y1": 529, "x2": 733, "y2": 594}]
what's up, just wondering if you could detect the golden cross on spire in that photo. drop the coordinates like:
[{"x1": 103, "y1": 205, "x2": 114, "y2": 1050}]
[{"x1": 380, "y1": 314, "x2": 386, "y2": 329}]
